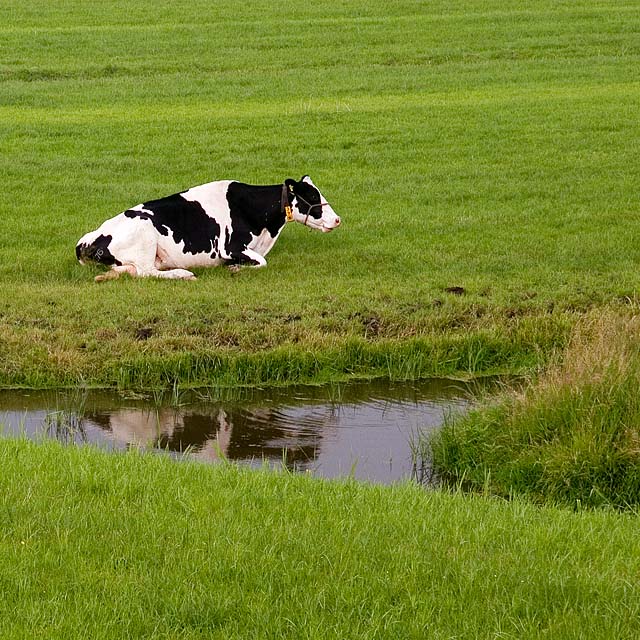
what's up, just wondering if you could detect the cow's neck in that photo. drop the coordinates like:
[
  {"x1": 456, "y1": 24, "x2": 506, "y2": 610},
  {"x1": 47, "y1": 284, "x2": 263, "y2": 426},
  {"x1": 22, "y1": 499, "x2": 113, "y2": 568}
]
[{"x1": 230, "y1": 183, "x2": 287, "y2": 235}]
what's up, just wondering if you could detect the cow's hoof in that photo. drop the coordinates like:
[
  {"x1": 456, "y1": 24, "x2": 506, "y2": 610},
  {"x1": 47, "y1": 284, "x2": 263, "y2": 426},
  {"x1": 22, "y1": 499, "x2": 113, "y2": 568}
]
[
  {"x1": 228, "y1": 265, "x2": 241, "y2": 274},
  {"x1": 95, "y1": 271, "x2": 119, "y2": 282},
  {"x1": 167, "y1": 268, "x2": 197, "y2": 280}
]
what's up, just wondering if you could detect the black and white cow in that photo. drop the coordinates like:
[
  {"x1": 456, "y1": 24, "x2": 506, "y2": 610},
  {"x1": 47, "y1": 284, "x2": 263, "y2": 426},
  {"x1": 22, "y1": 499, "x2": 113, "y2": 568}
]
[{"x1": 76, "y1": 176, "x2": 341, "y2": 281}]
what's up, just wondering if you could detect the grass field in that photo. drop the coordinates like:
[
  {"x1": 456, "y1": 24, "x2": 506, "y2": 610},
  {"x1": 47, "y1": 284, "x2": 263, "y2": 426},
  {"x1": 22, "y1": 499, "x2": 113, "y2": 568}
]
[
  {"x1": 2, "y1": 0, "x2": 640, "y2": 387},
  {"x1": 3, "y1": 5, "x2": 640, "y2": 634},
  {"x1": 0, "y1": 437, "x2": 638, "y2": 639}
]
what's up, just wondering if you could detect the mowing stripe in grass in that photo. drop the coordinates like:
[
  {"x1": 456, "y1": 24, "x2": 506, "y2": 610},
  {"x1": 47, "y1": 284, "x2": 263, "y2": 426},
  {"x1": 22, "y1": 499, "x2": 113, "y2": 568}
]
[{"x1": 2, "y1": 82, "x2": 639, "y2": 125}]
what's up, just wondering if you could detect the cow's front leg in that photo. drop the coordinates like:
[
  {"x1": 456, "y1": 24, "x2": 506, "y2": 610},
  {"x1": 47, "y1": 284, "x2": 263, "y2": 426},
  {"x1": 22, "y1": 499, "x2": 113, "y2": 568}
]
[{"x1": 226, "y1": 249, "x2": 267, "y2": 272}]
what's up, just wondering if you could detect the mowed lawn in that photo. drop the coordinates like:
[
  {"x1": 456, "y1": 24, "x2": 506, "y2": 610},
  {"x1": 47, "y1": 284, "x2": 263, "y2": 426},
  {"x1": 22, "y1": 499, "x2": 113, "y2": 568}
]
[{"x1": 1, "y1": 0, "x2": 640, "y2": 387}]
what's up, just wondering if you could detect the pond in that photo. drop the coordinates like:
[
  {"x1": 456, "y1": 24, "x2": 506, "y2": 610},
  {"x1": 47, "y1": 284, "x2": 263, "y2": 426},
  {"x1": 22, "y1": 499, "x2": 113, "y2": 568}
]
[{"x1": 0, "y1": 378, "x2": 478, "y2": 484}]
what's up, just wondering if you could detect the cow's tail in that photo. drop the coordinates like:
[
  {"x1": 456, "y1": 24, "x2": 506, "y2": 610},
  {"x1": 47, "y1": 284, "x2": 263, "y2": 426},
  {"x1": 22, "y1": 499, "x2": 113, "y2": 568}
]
[{"x1": 75, "y1": 243, "x2": 88, "y2": 265}]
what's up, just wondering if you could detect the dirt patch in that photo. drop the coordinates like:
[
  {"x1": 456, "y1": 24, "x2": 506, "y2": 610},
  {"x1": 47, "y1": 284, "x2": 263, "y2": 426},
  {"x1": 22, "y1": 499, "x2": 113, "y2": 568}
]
[{"x1": 135, "y1": 327, "x2": 153, "y2": 341}]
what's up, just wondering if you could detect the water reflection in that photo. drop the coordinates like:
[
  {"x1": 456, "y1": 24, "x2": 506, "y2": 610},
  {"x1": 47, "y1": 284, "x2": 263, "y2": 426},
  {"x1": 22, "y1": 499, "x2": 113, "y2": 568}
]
[{"x1": 0, "y1": 379, "x2": 477, "y2": 484}]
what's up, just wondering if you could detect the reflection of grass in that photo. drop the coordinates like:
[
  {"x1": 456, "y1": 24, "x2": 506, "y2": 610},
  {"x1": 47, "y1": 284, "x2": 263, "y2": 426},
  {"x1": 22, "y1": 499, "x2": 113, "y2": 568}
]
[
  {"x1": 41, "y1": 390, "x2": 89, "y2": 444},
  {"x1": 431, "y1": 312, "x2": 640, "y2": 509},
  {"x1": 149, "y1": 382, "x2": 190, "y2": 409},
  {"x1": 409, "y1": 428, "x2": 433, "y2": 485},
  {"x1": 3, "y1": 0, "x2": 638, "y2": 388},
  {"x1": 42, "y1": 410, "x2": 86, "y2": 444},
  {"x1": 1, "y1": 438, "x2": 639, "y2": 638}
]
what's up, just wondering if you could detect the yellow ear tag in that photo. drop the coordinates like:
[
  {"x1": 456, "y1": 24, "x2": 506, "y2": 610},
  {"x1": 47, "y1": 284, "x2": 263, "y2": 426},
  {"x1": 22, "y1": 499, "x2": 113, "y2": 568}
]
[{"x1": 285, "y1": 205, "x2": 294, "y2": 222}]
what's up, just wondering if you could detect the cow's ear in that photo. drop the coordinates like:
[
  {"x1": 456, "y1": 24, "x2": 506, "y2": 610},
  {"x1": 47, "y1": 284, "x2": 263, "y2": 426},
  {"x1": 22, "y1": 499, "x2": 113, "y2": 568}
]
[
  {"x1": 300, "y1": 175, "x2": 310, "y2": 183},
  {"x1": 285, "y1": 178, "x2": 297, "y2": 191}
]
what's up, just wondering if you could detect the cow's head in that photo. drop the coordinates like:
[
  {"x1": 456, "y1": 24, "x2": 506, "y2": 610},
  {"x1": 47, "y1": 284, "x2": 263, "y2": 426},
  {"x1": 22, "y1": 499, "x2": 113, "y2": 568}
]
[{"x1": 285, "y1": 176, "x2": 341, "y2": 233}]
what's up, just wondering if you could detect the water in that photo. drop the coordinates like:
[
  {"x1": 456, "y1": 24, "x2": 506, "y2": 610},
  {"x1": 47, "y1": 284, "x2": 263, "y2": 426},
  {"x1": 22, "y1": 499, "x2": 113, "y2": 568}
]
[{"x1": 0, "y1": 379, "x2": 477, "y2": 484}]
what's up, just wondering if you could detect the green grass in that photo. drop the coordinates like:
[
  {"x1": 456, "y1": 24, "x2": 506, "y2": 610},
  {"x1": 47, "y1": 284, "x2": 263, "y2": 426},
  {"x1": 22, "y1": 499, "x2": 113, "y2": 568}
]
[
  {"x1": 0, "y1": 437, "x2": 639, "y2": 639},
  {"x1": 2, "y1": 0, "x2": 640, "y2": 387},
  {"x1": 430, "y1": 311, "x2": 640, "y2": 509}
]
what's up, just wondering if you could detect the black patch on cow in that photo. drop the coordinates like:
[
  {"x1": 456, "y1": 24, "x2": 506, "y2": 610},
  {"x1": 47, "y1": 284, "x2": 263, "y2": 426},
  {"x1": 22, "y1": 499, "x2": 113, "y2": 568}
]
[
  {"x1": 124, "y1": 194, "x2": 221, "y2": 255},
  {"x1": 76, "y1": 234, "x2": 121, "y2": 266},
  {"x1": 225, "y1": 182, "x2": 286, "y2": 257}
]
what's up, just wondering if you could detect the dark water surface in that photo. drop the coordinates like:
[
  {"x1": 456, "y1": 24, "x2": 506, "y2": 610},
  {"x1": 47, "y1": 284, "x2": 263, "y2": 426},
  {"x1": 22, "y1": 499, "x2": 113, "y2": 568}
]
[{"x1": 0, "y1": 379, "x2": 477, "y2": 484}]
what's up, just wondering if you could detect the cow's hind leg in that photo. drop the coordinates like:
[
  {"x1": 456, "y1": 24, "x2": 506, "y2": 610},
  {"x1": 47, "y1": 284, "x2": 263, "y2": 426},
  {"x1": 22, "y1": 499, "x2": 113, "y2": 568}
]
[
  {"x1": 146, "y1": 268, "x2": 197, "y2": 280},
  {"x1": 96, "y1": 265, "x2": 196, "y2": 281},
  {"x1": 82, "y1": 219, "x2": 198, "y2": 282},
  {"x1": 95, "y1": 264, "x2": 137, "y2": 282},
  {"x1": 93, "y1": 219, "x2": 197, "y2": 280}
]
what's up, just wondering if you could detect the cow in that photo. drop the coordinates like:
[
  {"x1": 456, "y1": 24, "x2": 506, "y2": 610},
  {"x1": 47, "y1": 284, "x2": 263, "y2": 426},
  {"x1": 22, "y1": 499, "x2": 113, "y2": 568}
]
[{"x1": 75, "y1": 175, "x2": 341, "y2": 281}]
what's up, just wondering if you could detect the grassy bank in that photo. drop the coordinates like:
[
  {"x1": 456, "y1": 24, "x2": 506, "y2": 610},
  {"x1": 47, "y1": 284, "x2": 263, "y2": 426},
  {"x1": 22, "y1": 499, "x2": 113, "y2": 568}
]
[
  {"x1": 0, "y1": 438, "x2": 638, "y2": 639},
  {"x1": 2, "y1": 0, "x2": 640, "y2": 387},
  {"x1": 4, "y1": 311, "x2": 570, "y2": 388},
  {"x1": 430, "y1": 311, "x2": 640, "y2": 509}
]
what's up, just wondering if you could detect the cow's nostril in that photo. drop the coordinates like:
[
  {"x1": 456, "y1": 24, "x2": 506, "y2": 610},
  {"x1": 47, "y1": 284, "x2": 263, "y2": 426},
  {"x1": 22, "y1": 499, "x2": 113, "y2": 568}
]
[{"x1": 335, "y1": 217, "x2": 341, "y2": 226}]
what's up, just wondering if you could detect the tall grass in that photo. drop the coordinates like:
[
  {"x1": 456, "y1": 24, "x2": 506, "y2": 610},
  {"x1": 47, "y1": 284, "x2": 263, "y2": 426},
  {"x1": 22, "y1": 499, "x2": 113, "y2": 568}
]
[
  {"x1": 109, "y1": 322, "x2": 567, "y2": 389},
  {"x1": 0, "y1": 314, "x2": 570, "y2": 389},
  {"x1": 0, "y1": 437, "x2": 639, "y2": 639},
  {"x1": 431, "y1": 311, "x2": 640, "y2": 509}
]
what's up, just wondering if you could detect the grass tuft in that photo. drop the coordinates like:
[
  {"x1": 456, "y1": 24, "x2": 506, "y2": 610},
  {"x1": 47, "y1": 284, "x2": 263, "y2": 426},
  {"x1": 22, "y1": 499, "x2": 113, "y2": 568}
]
[{"x1": 430, "y1": 311, "x2": 640, "y2": 509}]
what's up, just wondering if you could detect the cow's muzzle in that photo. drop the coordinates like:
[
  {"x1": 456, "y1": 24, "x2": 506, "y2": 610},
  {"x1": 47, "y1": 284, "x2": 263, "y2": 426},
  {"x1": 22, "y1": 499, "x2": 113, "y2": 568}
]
[{"x1": 322, "y1": 217, "x2": 341, "y2": 232}]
